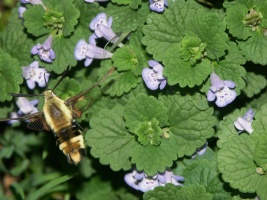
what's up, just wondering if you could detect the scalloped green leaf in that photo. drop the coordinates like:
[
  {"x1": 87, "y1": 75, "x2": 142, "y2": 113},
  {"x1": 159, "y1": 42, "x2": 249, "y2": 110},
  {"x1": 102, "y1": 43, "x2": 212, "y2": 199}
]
[
  {"x1": 253, "y1": 103, "x2": 267, "y2": 133},
  {"x1": 23, "y1": 5, "x2": 50, "y2": 37},
  {"x1": 218, "y1": 132, "x2": 267, "y2": 199},
  {"x1": 159, "y1": 94, "x2": 216, "y2": 157},
  {"x1": 0, "y1": 50, "x2": 23, "y2": 102},
  {"x1": 224, "y1": 3, "x2": 253, "y2": 40},
  {"x1": 182, "y1": 160, "x2": 232, "y2": 200},
  {"x1": 102, "y1": 70, "x2": 140, "y2": 97},
  {"x1": 86, "y1": 106, "x2": 135, "y2": 171},
  {"x1": 131, "y1": 139, "x2": 178, "y2": 176},
  {"x1": 106, "y1": 2, "x2": 149, "y2": 33},
  {"x1": 124, "y1": 93, "x2": 169, "y2": 133},
  {"x1": 238, "y1": 30, "x2": 267, "y2": 65},
  {"x1": 217, "y1": 134, "x2": 261, "y2": 193},
  {"x1": 163, "y1": 48, "x2": 212, "y2": 88},
  {"x1": 143, "y1": 184, "x2": 212, "y2": 200},
  {"x1": 242, "y1": 71, "x2": 267, "y2": 98},
  {"x1": 187, "y1": 11, "x2": 228, "y2": 60}
]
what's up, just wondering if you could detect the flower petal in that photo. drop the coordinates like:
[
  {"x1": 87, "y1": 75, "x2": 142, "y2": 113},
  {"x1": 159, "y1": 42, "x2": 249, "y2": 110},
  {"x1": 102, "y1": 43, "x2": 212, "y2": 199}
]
[
  {"x1": 236, "y1": 117, "x2": 253, "y2": 134},
  {"x1": 224, "y1": 80, "x2": 236, "y2": 88},
  {"x1": 215, "y1": 87, "x2": 236, "y2": 107},
  {"x1": 142, "y1": 68, "x2": 160, "y2": 90},
  {"x1": 124, "y1": 173, "x2": 139, "y2": 190},
  {"x1": 207, "y1": 90, "x2": 216, "y2": 101},
  {"x1": 89, "y1": 12, "x2": 108, "y2": 30},
  {"x1": 150, "y1": 0, "x2": 165, "y2": 12},
  {"x1": 138, "y1": 177, "x2": 159, "y2": 192},
  {"x1": 74, "y1": 39, "x2": 88, "y2": 60}
]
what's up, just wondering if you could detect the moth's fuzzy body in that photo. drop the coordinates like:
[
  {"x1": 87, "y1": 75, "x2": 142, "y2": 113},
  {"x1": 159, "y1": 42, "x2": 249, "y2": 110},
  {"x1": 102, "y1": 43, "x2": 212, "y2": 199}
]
[{"x1": 43, "y1": 90, "x2": 85, "y2": 165}]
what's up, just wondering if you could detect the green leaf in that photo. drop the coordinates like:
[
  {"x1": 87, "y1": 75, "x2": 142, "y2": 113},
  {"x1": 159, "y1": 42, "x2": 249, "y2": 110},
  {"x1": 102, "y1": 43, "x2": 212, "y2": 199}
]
[
  {"x1": 182, "y1": 160, "x2": 232, "y2": 200},
  {"x1": 163, "y1": 49, "x2": 212, "y2": 88},
  {"x1": 0, "y1": 50, "x2": 23, "y2": 102},
  {"x1": 10, "y1": 182, "x2": 24, "y2": 200},
  {"x1": 130, "y1": 139, "x2": 178, "y2": 176},
  {"x1": 23, "y1": 5, "x2": 50, "y2": 37},
  {"x1": 28, "y1": 174, "x2": 73, "y2": 200},
  {"x1": 124, "y1": 93, "x2": 169, "y2": 133},
  {"x1": 254, "y1": 132, "x2": 267, "y2": 172},
  {"x1": 106, "y1": 3, "x2": 149, "y2": 33},
  {"x1": 239, "y1": 30, "x2": 267, "y2": 65},
  {"x1": 102, "y1": 70, "x2": 140, "y2": 97},
  {"x1": 217, "y1": 134, "x2": 260, "y2": 193},
  {"x1": 10, "y1": 160, "x2": 29, "y2": 176},
  {"x1": 242, "y1": 71, "x2": 267, "y2": 98},
  {"x1": 143, "y1": 184, "x2": 212, "y2": 200},
  {"x1": 187, "y1": 11, "x2": 228, "y2": 60},
  {"x1": 86, "y1": 106, "x2": 135, "y2": 171},
  {"x1": 224, "y1": 2, "x2": 253, "y2": 40},
  {"x1": 112, "y1": 45, "x2": 145, "y2": 76},
  {"x1": 1, "y1": 8, "x2": 34, "y2": 66},
  {"x1": 159, "y1": 94, "x2": 216, "y2": 157}
]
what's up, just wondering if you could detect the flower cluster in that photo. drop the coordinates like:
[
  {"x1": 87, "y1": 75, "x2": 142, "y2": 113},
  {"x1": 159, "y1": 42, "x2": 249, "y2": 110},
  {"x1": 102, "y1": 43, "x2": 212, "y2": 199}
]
[
  {"x1": 234, "y1": 108, "x2": 255, "y2": 134},
  {"x1": 74, "y1": 12, "x2": 122, "y2": 67},
  {"x1": 207, "y1": 72, "x2": 236, "y2": 107},
  {"x1": 142, "y1": 60, "x2": 167, "y2": 90},
  {"x1": 22, "y1": 61, "x2": 50, "y2": 90},
  {"x1": 31, "y1": 35, "x2": 56, "y2": 63},
  {"x1": 124, "y1": 168, "x2": 184, "y2": 192}
]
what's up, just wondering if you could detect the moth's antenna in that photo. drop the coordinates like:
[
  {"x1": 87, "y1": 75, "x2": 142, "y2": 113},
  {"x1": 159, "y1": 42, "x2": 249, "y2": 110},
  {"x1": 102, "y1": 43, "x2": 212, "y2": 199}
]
[
  {"x1": 9, "y1": 93, "x2": 43, "y2": 97},
  {"x1": 51, "y1": 66, "x2": 70, "y2": 91}
]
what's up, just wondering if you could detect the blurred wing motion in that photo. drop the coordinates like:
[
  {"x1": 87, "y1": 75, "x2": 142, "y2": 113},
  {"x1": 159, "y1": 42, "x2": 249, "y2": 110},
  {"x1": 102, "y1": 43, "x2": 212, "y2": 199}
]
[{"x1": 0, "y1": 67, "x2": 114, "y2": 165}]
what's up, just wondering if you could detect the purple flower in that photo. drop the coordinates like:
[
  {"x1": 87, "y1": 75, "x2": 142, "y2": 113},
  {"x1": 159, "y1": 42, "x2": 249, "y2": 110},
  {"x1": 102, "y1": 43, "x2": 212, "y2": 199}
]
[
  {"x1": 149, "y1": 0, "x2": 168, "y2": 13},
  {"x1": 124, "y1": 168, "x2": 183, "y2": 192},
  {"x1": 31, "y1": 35, "x2": 55, "y2": 63},
  {"x1": 16, "y1": 97, "x2": 39, "y2": 115},
  {"x1": 90, "y1": 13, "x2": 123, "y2": 47},
  {"x1": 22, "y1": 61, "x2": 50, "y2": 89},
  {"x1": 18, "y1": 6, "x2": 27, "y2": 18},
  {"x1": 207, "y1": 72, "x2": 236, "y2": 107},
  {"x1": 234, "y1": 108, "x2": 254, "y2": 134},
  {"x1": 142, "y1": 60, "x2": 167, "y2": 90},
  {"x1": 74, "y1": 35, "x2": 113, "y2": 67}
]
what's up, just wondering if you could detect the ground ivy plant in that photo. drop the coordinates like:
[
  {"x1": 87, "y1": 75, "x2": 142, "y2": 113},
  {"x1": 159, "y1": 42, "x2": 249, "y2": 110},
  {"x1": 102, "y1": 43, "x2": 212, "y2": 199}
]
[{"x1": 0, "y1": 0, "x2": 267, "y2": 199}]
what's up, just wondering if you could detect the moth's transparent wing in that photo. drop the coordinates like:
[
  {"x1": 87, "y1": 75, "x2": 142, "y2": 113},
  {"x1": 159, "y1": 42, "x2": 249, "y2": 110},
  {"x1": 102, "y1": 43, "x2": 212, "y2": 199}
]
[
  {"x1": 0, "y1": 111, "x2": 50, "y2": 131},
  {"x1": 65, "y1": 68, "x2": 114, "y2": 118}
]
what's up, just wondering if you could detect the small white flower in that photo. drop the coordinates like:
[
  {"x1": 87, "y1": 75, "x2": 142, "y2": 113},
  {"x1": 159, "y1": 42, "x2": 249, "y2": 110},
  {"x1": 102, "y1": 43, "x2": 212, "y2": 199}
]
[
  {"x1": 142, "y1": 60, "x2": 167, "y2": 90},
  {"x1": 16, "y1": 97, "x2": 39, "y2": 115},
  {"x1": 22, "y1": 61, "x2": 50, "y2": 89},
  {"x1": 207, "y1": 72, "x2": 236, "y2": 107},
  {"x1": 234, "y1": 109, "x2": 254, "y2": 134}
]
